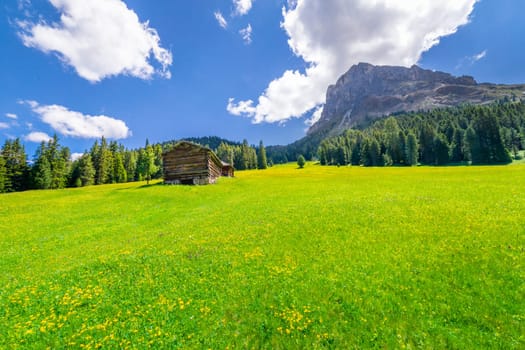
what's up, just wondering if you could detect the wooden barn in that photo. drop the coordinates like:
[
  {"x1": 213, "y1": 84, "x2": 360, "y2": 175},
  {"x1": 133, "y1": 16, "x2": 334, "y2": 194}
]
[{"x1": 163, "y1": 141, "x2": 232, "y2": 185}]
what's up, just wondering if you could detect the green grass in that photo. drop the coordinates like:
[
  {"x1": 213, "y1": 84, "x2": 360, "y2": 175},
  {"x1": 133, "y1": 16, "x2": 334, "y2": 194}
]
[{"x1": 1, "y1": 164, "x2": 524, "y2": 349}]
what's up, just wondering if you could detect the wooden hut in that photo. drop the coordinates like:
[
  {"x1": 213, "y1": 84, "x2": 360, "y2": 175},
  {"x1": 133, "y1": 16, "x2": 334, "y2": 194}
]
[
  {"x1": 221, "y1": 161, "x2": 234, "y2": 177},
  {"x1": 163, "y1": 141, "x2": 228, "y2": 185}
]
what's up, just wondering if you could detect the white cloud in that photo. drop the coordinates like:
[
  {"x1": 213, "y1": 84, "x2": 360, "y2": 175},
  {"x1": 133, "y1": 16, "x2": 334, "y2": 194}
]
[
  {"x1": 305, "y1": 105, "x2": 323, "y2": 126},
  {"x1": 71, "y1": 152, "x2": 84, "y2": 162},
  {"x1": 473, "y1": 49, "x2": 487, "y2": 62},
  {"x1": 0, "y1": 122, "x2": 10, "y2": 129},
  {"x1": 214, "y1": 11, "x2": 228, "y2": 29},
  {"x1": 18, "y1": 0, "x2": 172, "y2": 82},
  {"x1": 24, "y1": 101, "x2": 131, "y2": 139},
  {"x1": 227, "y1": 98, "x2": 256, "y2": 116},
  {"x1": 233, "y1": 0, "x2": 253, "y2": 16},
  {"x1": 25, "y1": 131, "x2": 53, "y2": 143},
  {"x1": 5, "y1": 113, "x2": 18, "y2": 119},
  {"x1": 239, "y1": 24, "x2": 252, "y2": 44},
  {"x1": 228, "y1": 0, "x2": 479, "y2": 124}
]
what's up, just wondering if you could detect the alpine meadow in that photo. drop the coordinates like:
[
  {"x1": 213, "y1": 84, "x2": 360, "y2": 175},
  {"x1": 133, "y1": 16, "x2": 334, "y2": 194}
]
[
  {"x1": 1, "y1": 164, "x2": 523, "y2": 349},
  {"x1": 2, "y1": 1, "x2": 525, "y2": 349}
]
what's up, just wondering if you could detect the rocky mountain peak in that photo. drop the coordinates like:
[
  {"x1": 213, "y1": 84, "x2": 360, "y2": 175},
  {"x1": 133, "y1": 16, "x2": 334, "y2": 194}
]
[{"x1": 308, "y1": 63, "x2": 522, "y2": 136}]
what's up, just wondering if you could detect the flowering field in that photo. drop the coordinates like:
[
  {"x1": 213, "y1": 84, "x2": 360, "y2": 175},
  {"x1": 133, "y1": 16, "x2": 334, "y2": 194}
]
[{"x1": 1, "y1": 164, "x2": 524, "y2": 348}]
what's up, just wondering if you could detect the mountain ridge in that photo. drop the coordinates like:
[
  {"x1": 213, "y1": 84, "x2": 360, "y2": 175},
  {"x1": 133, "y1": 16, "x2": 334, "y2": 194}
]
[{"x1": 308, "y1": 63, "x2": 525, "y2": 136}]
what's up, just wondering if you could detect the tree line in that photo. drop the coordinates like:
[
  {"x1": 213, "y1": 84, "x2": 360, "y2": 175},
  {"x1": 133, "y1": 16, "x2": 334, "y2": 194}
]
[
  {"x1": 0, "y1": 136, "x2": 269, "y2": 193},
  {"x1": 317, "y1": 101, "x2": 525, "y2": 166},
  {"x1": 215, "y1": 139, "x2": 267, "y2": 170},
  {"x1": 0, "y1": 136, "x2": 165, "y2": 193},
  {"x1": 161, "y1": 138, "x2": 268, "y2": 170}
]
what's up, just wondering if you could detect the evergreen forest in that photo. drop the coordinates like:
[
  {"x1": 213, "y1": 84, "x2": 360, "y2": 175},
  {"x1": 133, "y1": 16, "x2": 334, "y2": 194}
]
[{"x1": 317, "y1": 101, "x2": 524, "y2": 166}]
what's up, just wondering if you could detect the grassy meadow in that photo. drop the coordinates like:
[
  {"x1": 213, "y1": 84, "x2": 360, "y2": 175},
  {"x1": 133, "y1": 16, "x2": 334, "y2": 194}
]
[{"x1": 0, "y1": 164, "x2": 524, "y2": 349}]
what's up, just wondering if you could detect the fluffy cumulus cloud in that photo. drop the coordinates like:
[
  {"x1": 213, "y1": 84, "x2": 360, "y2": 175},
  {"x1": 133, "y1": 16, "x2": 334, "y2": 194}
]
[
  {"x1": 239, "y1": 24, "x2": 252, "y2": 44},
  {"x1": 18, "y1": 0, "x2": 172, "y2": 82},
  {"x1": 214, "y1": 11, "x2": 228, "y2": 29},
  {"x1": 25, "y1": 131, "x2": 53, "y2": 143},
  {"x1": 25, "y1": 101, "x2": 131, "y2": 139},
  {"x1": 233, "y1": 0, "x2": 253, "y2": 16},
  {"x1": 228, "y1": 0, "x2": 478, "y2": 124}
]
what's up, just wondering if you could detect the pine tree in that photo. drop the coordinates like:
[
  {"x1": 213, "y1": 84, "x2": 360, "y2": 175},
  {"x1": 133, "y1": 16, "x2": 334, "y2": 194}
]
[
  {"x1": 384, "y1": 117, "x2": 402, "y2": 164},
  {"x1": 92, "y1": 137, "x2": 112, "y2": 185},
  {"x1": 1, "y1": 138, "x2": 29, "y2": 192},
  {"x1": 110, "y1": 141, "x2": 127, "y2": 183},
  {"x1": 405, "y1": 132, "x2": 419, "y2": 166},
  {"x1": 32, "y1": 142, "x2": 52, "y2": 189},
  {"x1": 124, "y1": 150, "x2": 138, "y2": 182},
  {"x1": 136, "y1": 141, "x2": 157, "y2": 184},
  {"x1": 0, "y1": 154, "x2": 6, "y2": 193},
  {"x1": 78, "y1": 154, "x2": 96, "y2": 186},
  {"x1": 217, "y1": 142, "x2": 234, "y2": 166},
  {"x1": 419, "y1": 123, "x2": 437, "y2": 165},
  {"x1": 464, "y1": 126, "x2": 479, "y2": 163},
  {"x1": 153, "y1": 144, "x2": 163, "y2": 179},
  {"x1": 46, "y1": 135, "x2": 70, "y2": 189},
  {"x1": 361, "y1": 137, "x2": 381, "y2": 166},
  {"x1": 113, "y1": 153, "x2": 127, "y2": 183},
  {"x1": 472, "y1": 112, "x2": 512, "y2": 164},
  {"x1": 257, "y1": 140, "x2": 268, "y2": 169},
  {"x1": 241, "y1": 139, "x2": 250, "y2": 170},
  {"x1": 433, "y1": 134, "x2": 450, "y2": 165},
  {"x1": 450, "y1": 128, "x2": 464, "y2": 162}
]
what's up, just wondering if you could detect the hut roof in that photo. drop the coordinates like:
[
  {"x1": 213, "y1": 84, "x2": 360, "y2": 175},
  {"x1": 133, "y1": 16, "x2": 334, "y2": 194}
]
[{"x1": 165, "y1": 141, "x2": 222, "y2": 166}]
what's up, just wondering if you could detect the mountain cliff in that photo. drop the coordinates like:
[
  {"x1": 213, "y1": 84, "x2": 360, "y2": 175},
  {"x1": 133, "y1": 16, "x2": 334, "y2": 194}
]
[{"x1": 308, "y1": 63, "x2": 525, "y2": 136}]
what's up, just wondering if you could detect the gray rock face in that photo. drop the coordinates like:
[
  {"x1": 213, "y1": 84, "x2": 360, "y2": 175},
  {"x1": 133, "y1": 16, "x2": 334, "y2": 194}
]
[{"x1": 308, "y1": 63, "x2": 525, "y2": 136}]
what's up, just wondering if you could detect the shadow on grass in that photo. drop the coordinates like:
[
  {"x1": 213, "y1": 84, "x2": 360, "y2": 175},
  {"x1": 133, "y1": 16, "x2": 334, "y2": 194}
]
[{"x1": 137, "y1": 182, "x2": 165, "y2": 189}]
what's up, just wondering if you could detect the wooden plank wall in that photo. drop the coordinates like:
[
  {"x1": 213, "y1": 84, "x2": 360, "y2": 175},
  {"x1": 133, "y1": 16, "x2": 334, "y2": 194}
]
[
  {"x1": 207, "y1": 155, "x2": 222, "y2": 183},
  {"x1": 163, "y1": 144, "x2": 209, "y2": 182},
  {"x1": 163, "y1": 142, "x2": 226, "y2": 184}
]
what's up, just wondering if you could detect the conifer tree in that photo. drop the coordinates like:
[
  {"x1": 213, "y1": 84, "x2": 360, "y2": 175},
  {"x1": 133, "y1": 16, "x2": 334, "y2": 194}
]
[
  {"x1": 217, "y1": 142, "x2": 234, "y2": 165},
  {"x1": 32, "y1": 142, "x2": 52, "y2": 189},
  {"x1": 0, "y1": 154, "x2": 6, "y2": 193},
  {"x1": 136, "y1": 140, "x2": 157, "y2": 184},
  {"x1": 472, "y1": 112, "x2": 512, "y2": 164},
  {"x1": 433, "y1": 134, "x2": 450, "y2": 165},
  {"x1": 241, "y1": 139, "x2": 251, "y2": 170},
  {"x1": 464, "y1": 126, "x2": 479, "y2": 163},
  {"x1": 257, "y1": 140, "x2": 268, "y2": 169},
  {"x1": 78, "y1": 154, "x2": 96, "y2": 186},
  {"x1": 153, "y1": 144, "x2": 163, "y2": 178},
  {"x1": 92, "y1": 137, "x2": 112, "y2": 185},
  {"x1": 1, "y1": 138, "x2": 29, "y2": 192},
  {"x1": 405, "y1": 132, "x2": 419, "y2": 166},
  {"x1": 48, "y1": 135, "x2": 70, "y2": 189},
  {"x1": 450, "y1": 128, "x2": 465, "y2": 162},
  {"x1": 124, "y1": 150, "x2": 138, "y2": 182}
]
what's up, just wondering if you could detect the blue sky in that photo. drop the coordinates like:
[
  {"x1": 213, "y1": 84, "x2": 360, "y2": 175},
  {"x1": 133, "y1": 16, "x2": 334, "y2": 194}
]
[{"x1": 1, "y1": 0, "x2": 524, "y2": 158}]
